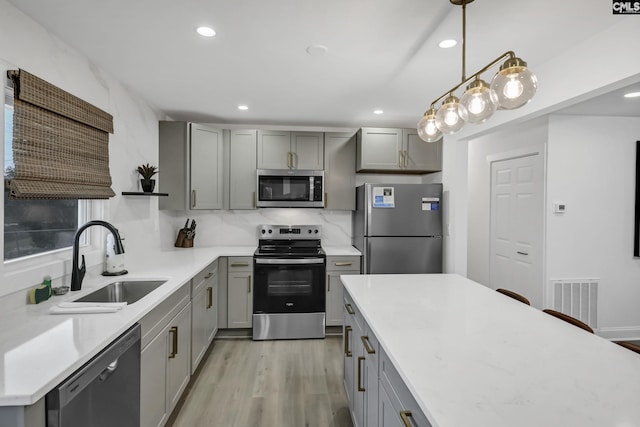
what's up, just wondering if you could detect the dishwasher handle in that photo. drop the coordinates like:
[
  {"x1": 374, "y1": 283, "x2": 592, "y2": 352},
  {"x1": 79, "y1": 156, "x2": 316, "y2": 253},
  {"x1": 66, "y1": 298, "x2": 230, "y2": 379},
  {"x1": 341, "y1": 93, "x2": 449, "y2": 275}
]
[{"x1": 52, "y1": 324, "x2": 141, "y2": 409}]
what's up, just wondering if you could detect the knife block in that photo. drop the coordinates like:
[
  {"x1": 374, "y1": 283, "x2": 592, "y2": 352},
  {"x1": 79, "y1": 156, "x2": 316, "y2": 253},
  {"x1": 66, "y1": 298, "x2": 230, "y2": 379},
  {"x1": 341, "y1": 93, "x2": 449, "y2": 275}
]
[{"x1": 174, "y1": 229, "x2": 194, "y2": 248}]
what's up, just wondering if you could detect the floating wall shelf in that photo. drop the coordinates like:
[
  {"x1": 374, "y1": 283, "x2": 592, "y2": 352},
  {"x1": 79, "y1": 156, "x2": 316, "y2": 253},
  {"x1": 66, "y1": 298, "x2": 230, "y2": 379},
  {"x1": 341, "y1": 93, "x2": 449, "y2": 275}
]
[{"x1": 121, "y1": 192, "x2": 169, "y2": 196}]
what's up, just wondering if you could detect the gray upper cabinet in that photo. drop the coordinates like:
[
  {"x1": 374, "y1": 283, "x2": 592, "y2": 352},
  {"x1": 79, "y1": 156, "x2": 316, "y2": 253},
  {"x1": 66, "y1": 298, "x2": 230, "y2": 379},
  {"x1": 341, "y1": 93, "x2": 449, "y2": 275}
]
[
  {"x1": 229, "y1": 129, "x2": 257, "y2": 209},
  {"x1": 324, "y1": 132, "x2": 356, "y2": 210},
  {"x1": 159, "y1": 121, "x2": 226, "y2": 210},
  {"x1": 191, "y1": 124, "x2": 224, "y2": 209},
  {"x1": 357, "y1": 127, "x2": 442, "y2": 173},
  {"x1": 402, "y1": 128, "x2": 442, "y2": 172},
  {"x1": 257, "y1": 130, "x2": 324, "y2": 170}
]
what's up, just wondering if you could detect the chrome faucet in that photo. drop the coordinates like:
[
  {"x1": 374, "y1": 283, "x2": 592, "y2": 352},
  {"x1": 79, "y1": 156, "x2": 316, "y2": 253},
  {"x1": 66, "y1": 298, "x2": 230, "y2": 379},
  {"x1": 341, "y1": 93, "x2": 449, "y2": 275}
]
[{"x1": 71, "y1": 220, "x2": 125, "y2": 291}]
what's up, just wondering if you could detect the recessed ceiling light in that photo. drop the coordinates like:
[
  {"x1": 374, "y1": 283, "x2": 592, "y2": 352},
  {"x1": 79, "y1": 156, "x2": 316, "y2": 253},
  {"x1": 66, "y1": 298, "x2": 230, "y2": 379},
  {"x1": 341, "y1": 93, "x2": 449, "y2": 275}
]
[
  {"x1": 196, "y1": 26, "x2": 216, "y2": 37},
  {"x1": 373, "y1": 110, "x2": 384, "y2": 115},
  {"x1": 624, "y1": 91, "x2": 640, "y2": 98},
  {"x1": 306, "y1": 45, "x2": 328, "y2": 56},
  {"x1": 238, "y1": 105, "x2": 249, "y2": 110},
  {"x1": 438, "y1": 39, "x2": 457, "y2": 49}
]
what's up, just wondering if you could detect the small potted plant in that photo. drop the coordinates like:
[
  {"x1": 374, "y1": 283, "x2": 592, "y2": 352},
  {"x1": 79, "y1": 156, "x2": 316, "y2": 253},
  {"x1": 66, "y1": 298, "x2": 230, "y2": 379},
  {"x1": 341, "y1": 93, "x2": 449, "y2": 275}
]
[{"x1": 137, "y1": 163, "x2": 158, "y2": 193}]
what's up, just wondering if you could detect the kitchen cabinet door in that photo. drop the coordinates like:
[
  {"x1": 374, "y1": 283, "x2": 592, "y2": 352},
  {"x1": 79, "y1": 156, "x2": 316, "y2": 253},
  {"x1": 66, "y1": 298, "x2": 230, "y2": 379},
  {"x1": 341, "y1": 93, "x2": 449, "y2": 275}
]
[
  {"x1": 229, "y1": 129, "x2": 257, "y2": 209},
  {"x1": 378, "y1": 385, "x2": 403, "y2": 427},
  {"x1": 402, "y1": 128, "x2": 442, "y2": 172},
  {"x1": 356, "y1": 128, "x2": 403, "y2": 171},
  {"x1": 291, "y1": 131, "x2": 324, "y2": 170},
  {"x1": 191, "y1": 261, "x2": 218, "y2": 373},
  {"x1": 343, "y1": 297, "x2": 356, "y2": 416},
  {"x1": 324, "y1": 132, "x2": 356, "y2": 210},
  {"x1": 141, "y1": 328, "x2": 169, "y2": 427},
  {"x1": 257, "y1": 130, "x2": 291, "y2": 169},
  {"x1": 227, "y1": 257, "x2": 253, "y2": 328},
  {"x1": 326, "y1": 256, "x2": 361, "y2": 326},
  {"x1": 191, "y1": 123, "x2": 225, "y2": 209},
  {"x1": 166, "y1": 303, "x2": 192, "y2": 415}
]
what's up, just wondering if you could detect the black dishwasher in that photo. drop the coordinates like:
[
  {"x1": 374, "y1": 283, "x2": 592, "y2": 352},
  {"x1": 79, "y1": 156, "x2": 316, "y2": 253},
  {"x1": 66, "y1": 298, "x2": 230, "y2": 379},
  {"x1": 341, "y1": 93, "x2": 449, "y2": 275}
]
[{"x1": 46, "y1": 323, "x2": 141, "y2": 427}]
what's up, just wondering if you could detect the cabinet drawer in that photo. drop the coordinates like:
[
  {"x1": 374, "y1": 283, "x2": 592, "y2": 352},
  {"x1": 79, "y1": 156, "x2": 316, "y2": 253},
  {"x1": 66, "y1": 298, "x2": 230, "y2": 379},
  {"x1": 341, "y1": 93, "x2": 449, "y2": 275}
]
[
  {"x1": 139, "y1": 283, "x2": 190, "y2": 349},
  {"x1": 379, "y1": 348, "x2": 431, "y2": 427},
  {"x1": 327, "y1": 256, "x2": 361, "y2": 272},
  {"x1": 228, "y1": 257, "x2": 252, "y2": 271},
  {"x1": 192, "y1": 259, "x2": 218, "y2": 294}
]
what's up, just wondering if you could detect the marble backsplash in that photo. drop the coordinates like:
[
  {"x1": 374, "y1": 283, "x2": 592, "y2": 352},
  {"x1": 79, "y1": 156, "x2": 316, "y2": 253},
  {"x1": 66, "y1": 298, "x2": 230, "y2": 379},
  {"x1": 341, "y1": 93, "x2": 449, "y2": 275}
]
[{"x1": 159, "y1": 209, "x2": 352, "y2": 249}]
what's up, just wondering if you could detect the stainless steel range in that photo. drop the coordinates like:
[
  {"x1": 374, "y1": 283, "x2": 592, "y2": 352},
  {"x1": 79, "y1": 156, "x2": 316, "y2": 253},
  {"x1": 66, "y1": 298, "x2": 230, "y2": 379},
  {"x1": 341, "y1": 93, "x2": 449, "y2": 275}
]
[{"x1": 253, "y1": 224, "x2": 326, "y2": 340}]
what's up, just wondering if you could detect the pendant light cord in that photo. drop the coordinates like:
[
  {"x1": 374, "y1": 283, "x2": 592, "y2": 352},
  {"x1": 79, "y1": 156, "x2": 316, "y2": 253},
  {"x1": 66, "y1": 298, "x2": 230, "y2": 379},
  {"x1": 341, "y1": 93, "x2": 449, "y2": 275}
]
[{"x1": 461, "y1": 0, "x2": 467, "y2": 83}]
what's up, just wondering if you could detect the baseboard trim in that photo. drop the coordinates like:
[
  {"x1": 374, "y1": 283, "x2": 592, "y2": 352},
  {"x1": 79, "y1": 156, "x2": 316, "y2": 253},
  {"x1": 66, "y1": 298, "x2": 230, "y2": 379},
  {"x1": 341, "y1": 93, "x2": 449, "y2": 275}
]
[{"x1": 597, "y1": 326, "x2": 640, "y2": 341}]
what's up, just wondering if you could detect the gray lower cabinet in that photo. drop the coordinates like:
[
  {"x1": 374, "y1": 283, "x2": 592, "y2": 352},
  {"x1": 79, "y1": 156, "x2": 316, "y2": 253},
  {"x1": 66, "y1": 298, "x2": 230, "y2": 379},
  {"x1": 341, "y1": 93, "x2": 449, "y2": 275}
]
[
  {"x1": 140, "y1": 284, "x2": 192, "y2": 427},
  {"x1": 227, "y1": 257, "x2": 253, "y2": 328},
  {"x1": 344, "y1": 290, "x2": 430, "y2": 427},
  {"x1": 356, "y1": 127, "x2": 442, "y2": 173},
  {"x1": 326, "y1": 256, "x2": 361, "y2": 326},
  {"x1": 324, "y1": 132, "x2": 356, "y2": 210},
  {"x1": 229, "y1": 129, "x2": 257, "y2": 209},
  {"x1": 191, "y1": 260, "x2": 218, "y2": 374}
]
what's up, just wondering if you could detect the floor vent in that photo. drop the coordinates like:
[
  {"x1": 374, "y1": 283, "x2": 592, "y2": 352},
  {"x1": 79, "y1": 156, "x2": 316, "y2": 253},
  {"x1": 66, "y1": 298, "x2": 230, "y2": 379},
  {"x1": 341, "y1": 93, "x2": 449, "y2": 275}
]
[{"x1": 551, "y1": 278, "x2": 598, "y2": 329}]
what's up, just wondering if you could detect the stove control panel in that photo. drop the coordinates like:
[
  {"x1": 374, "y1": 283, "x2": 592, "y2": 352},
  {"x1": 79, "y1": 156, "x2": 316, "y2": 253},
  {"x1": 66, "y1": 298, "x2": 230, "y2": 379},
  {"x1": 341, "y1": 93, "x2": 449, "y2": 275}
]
[{"x1": 258, "y1": 224, "x2": 321, "y2": 239}]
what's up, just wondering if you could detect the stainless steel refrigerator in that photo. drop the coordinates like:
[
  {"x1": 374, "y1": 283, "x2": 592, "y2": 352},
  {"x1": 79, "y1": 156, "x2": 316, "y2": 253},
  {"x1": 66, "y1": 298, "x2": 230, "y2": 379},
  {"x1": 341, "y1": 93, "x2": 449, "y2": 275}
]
[{"x1": 352, "y1": 183, "x2": 443, "y2": 274}]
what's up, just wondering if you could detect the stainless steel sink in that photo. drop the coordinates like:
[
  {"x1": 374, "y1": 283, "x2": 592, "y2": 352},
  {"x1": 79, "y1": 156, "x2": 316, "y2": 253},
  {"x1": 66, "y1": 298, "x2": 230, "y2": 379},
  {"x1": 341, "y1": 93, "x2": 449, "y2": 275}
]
[{"x1": 74, "y1": 280, "x2": 167, "y2": 304}]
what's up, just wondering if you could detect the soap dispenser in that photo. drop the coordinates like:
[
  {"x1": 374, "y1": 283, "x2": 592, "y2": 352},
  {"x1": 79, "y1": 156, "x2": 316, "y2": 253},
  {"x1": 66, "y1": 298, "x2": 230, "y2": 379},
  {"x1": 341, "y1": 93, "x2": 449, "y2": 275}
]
[{"x1": 103, "y1": 233, "x2": 128, "y2": 276}]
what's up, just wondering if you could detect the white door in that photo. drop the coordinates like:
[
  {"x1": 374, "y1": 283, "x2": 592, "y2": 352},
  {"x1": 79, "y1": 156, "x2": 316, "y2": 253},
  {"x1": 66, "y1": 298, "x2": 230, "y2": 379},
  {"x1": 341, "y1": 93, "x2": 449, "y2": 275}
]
[{"x1": 490, "y1": 153, "x2": 544, "y2": 308}]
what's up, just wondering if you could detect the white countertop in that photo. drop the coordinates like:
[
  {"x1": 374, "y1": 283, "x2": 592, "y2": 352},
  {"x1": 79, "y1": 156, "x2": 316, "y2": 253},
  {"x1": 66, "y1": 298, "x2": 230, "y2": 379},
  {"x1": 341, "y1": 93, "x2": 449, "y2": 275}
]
[
  {"x1": 323, "y1": 246, "x2": 361, "y2": 256},
  {"x1": 0, "y1": 246, "x2": 255, "y2": 407},
  {"x1": 342, "y1": 274, "x2": 640, "y2": 427}
]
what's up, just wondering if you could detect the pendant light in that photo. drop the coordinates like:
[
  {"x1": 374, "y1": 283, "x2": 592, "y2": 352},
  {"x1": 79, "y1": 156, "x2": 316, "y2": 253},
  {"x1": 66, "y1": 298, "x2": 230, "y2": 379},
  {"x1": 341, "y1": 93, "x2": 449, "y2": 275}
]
[{"x1": 417, "y1": 0, "x2": 537, "y2": 142}]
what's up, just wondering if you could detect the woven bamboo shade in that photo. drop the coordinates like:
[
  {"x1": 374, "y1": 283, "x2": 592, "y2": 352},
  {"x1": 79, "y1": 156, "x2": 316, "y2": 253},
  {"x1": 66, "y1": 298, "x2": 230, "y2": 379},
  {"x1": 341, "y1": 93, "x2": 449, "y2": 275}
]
[{"x1": 6, "y1": 69, "x2": 115, "y2": 199}]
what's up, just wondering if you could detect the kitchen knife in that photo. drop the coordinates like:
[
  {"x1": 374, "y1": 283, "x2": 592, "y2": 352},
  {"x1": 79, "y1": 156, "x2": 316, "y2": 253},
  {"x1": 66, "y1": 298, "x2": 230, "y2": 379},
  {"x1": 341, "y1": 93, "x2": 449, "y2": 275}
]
[{"x1": 183, "y1": 218, "x2": 190, "y2": 231}]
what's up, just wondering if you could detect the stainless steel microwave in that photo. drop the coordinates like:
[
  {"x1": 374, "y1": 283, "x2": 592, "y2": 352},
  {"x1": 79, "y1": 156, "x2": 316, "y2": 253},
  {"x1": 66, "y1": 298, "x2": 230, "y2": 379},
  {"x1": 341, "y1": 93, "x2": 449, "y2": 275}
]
[{"x1": 256, "y1": 169, "x2": 324, "y2": 208}]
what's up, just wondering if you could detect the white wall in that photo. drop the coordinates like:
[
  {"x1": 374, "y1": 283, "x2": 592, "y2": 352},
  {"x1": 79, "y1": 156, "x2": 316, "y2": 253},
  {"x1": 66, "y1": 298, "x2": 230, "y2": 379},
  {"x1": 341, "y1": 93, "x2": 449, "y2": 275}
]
[
  {"x1": 466, "y1": 118, "x2": 549, "y2": 286},
  {"x1": 0, "y1": 0, "x2": 162, "y2": 298},
  {"x1": 547, "y1": 115, "x2": 640, "y2": 338}
]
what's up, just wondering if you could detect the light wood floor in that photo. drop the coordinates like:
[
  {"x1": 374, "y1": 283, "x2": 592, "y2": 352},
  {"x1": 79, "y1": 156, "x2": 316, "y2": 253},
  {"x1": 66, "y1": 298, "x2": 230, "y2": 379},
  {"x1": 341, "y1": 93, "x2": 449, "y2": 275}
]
[{"x1": 168, "y1": 336, "x2": 353, "y2": 427}]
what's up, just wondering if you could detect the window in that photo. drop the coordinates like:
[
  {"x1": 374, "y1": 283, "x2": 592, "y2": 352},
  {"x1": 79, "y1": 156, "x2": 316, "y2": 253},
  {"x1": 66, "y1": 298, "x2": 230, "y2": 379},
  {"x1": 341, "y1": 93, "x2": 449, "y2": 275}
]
[{"x1": 4, "y1": 85, "x2": 86, "y2": 261}]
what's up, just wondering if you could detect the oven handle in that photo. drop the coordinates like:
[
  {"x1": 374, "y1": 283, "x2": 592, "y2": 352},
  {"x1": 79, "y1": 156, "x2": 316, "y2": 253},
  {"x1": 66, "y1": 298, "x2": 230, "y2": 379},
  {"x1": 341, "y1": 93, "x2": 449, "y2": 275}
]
[{"x1": 255, "y1": 258, "x2": 325, "y2": 265}]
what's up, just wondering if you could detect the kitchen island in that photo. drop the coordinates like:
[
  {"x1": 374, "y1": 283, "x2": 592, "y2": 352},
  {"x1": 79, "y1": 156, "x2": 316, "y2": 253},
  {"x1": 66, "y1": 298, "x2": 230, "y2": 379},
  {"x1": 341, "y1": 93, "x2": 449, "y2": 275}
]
[{"x1": 341, "y1": 274, "x2": 640, "y2": 427}]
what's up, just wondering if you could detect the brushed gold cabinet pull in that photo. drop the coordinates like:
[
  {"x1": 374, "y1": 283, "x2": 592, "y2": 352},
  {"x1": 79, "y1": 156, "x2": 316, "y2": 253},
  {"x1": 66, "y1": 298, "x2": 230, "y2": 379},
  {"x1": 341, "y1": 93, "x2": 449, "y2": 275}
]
[
  {"x1": 400, "y1": 411, "x2": 414, "y2": 427},
  {"x1": 398, "y1": 150, "x2": 403, "y2": 168},
  {"x1": 404, "y1": 150, "x2": 409, "y2": 167},
  {"x1": 231, "y1": 262, "x2": 250, "y2": 267},
  {"x1": 345, "y1": 303, "x2": 355, "y2": 315},
  {"x1": 252, "y1": 191, "x2": 256, "y2": 208},
  {"x1": 335, "y1": 262, "x2": 352, "y2": 267},
  {"x1": 357, "y1": 356, "x2": 365, "y2": 392},
  {"x1": 327, "y1": 274, "x2": 331, "y2": 292},
  {"x1": 324, "y1": 192, "x2": 327, "y2": 208},
  {"x1": 344, "y1": 325, "x2": 352, "y2": 357},
  {"x1": 361, "y1": 335, "x2": 376, "y2": 354},
  {"x1": 247, "y1": 276, "x2": 252, "y2": 293},
  {"x1": 287, "y1": 152, "x2": 292, "y2": 168},
  {"x1": 204, "y1": 272, "x2": 213, "y2": 279},
  {"x1": 206, "y1": 286, "x2": 213, "y2": 309},
  {"x1": 168, "y1": 326, "x2": 178, "y2": 359},
  {"x1": 192, "y1": 190, "x2": 197, "y2": 208}
]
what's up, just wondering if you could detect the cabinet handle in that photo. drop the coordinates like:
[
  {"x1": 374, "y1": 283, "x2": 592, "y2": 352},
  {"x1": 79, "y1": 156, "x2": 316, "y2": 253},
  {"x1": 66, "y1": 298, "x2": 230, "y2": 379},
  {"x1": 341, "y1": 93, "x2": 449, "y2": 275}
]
[
  {"x1": 344, "y1": 325, "x2": 352, "y2": 357},
  {"x1": 324, "y1": 192, "x2": 327, "y2": 208},
  {"x1": 204, "y1": 272, "x2": 213, "y2": 279},
  {"x1": 231, "y1": 262, "x2": 250, "y2": 267},
  {"x1": 361, "y1": 335, "x2": 376, "y2": 354},
  {"x1": 252, "y1": 191, "x2": 256, "y2": 208},
  {"x1": 327, "y1": 274, "x2": 331, "y2": 292},
  {"x1": 192, "y1": 190, "x2": 196, "y2": 208},
  {"x1": 206, "y1": 286, "x2": 213, "y2": 309},
  {"x1": 404, "y1": 150, "x2": 409, "y2": 167},
  {"x1": 398, "y1": 150, "x2": 403, "y2": 168},
  {"x1": 517, "y1": 251, "x2": 529, "y2": 256},
  {"x1": 345, "y1": 303, "x2": 355, "y2": 315},
  {"x1": 335, "y1": 262, "x2": 353, "y2": 267},
  {"x1": 400, "y1": 411, "x2": 415, "y2": 427},
  {"x1": 357, "y1": 356, "x2": 365, "y2": 392},
  {"x1": 247, "y1": 276, "x2": 252, "y2": 293},
  {"x1": 168, "y1": 326, "x2": 178, "y2": 359},
  {"x1": 287, "y1": 152, "x2": 292, "y2": 168}
]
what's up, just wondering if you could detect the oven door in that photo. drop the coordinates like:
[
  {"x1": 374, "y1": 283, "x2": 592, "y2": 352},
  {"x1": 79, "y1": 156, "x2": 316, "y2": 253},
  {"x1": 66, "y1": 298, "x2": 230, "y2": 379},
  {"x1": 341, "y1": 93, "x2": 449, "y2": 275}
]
[{"x1": 253, "y1": 257, "x2": 326, "y2": 313}]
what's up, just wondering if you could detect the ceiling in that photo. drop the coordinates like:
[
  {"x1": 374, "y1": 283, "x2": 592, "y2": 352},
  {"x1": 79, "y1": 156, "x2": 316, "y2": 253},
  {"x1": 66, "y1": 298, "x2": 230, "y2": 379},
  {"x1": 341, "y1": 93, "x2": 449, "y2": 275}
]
[{"x1": 7, "y1": 0, "x2": 639, "y2": 129}]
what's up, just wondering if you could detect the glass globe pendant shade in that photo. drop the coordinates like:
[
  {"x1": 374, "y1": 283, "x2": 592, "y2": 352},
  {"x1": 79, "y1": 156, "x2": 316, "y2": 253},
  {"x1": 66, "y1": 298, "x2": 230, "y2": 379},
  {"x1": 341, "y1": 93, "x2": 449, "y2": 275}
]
[
  {"x1": 490, "y1": 57, "x2": 537, "y2": 110},
  {"x1": 458, "y1": 79, "x2": 497, "y2": 124},
  {"x1": 435, "y1": 96, "x2": 465, "y2": 134},
  {"x1": 417, "y1": 109, "x2": 442, "y2": 142}
]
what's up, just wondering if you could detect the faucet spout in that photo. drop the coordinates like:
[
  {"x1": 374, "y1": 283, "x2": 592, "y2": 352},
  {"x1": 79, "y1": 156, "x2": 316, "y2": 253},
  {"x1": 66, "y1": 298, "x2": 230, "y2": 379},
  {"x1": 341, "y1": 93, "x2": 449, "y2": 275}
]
[{"x1": 71, "y1": 220, "x2": 125, "y2": 291}]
